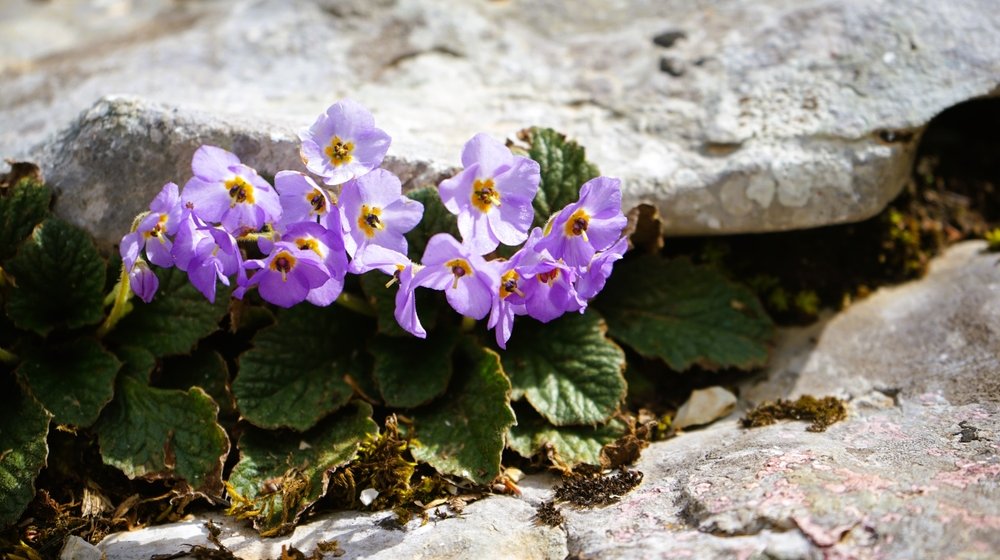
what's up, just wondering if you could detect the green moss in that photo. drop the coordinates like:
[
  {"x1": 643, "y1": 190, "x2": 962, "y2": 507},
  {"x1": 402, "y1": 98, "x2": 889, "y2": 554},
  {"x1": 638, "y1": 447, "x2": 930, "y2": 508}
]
[
  {"x1": 741, "y1": 395, "x2": 847, "y2": 432},
  {"x1": 985, "y1": 228, "x2": 1000, "y2": 252},
  {"x1": 552, "y1": 468, "x2": 643, "y2": 507}
]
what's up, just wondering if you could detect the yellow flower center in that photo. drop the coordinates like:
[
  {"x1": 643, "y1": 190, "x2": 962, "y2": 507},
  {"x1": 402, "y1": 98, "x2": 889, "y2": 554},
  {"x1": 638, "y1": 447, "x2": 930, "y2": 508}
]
[
  {"x1": 537, "y1": 268, "x2": 560, "y2": 286},
  {"x1": 499, "y1": 270, "x2": 522, "y2": 299},
  {"x1": 446, "y1": 258, "x2": 473, "y2": 289},
  {"x1": 563, "y1": 208, "x2": 590, "y2": 241},
  {"x1": 307, "y1": 189, "x2": 327, "y2": 214},
  {"x1": 143, "y1": 214, "x2": 169, "y2": 241},
  {"x1": 296, "y1": 237, "x2": 323, "y2": 258},
  {"x1": 225, "y1": 176, "x2": 255, "y2": 207},
  {"x1": 357, "y1": 205, "x2": 383, "y2": 238},
  {"x1": 470, "y1": 178, "x2": 501, "y2": 213},
  {"x1": 325, "y1": 136, "x2": 355, "y2": 167},
  {"x1": 269, "y1": 251, "x2": 296, "y2": 282}
]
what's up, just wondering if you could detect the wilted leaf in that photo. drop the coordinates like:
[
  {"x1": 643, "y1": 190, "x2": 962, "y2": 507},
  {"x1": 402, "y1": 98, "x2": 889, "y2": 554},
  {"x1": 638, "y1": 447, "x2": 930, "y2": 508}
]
[
  {"x1": 0, "y1": 379, "x2": 50, "y2": 528},
  {"x1": 96, "y1": 376, "x2": 229, "y2": 495},
  {"x1": 501, "y1": 311, "x2": 626, "y2": 426},
  {"x1": 227, "y1": 402, "x2": 377, "y2": 534},
  {"x1": 594, "y1": 256, "x2": 773, "y2": 371},
  {"x1": 106, "y1": 267, "x2": 230, "y2": 357},
  {"x1": 522, "y1": 127, "x2": 600, "y2": 228},
  {"x1": 410, "y1": 342, "x2": 514, "y2": 485},
  {"x1": 5, "y1": 218, "x2": 105, "y2": 336},
  {"x1": 17, "y1": 337, "x2": 120, "y2": 427},
  {"x1": 234, "y1": 305, "x2": 368, "y2": 431}
]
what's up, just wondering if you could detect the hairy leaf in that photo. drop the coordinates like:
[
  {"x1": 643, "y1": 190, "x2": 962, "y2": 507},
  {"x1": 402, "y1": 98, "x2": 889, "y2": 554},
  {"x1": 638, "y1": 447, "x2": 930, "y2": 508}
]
[
  {"x1": 523, "y1": 127, "x2": 600, "y2": 228},
  {"x1": 107, "y1": 267, "x2": 230, "y2": 357},
  {"x1": 507, "y1": 408, "x2": 625, "y2": 467},
  {"x1": 501, "y1": 311, "x2": 626, "y2": 426},
  {"x1": 159, "y1": 348, "x2": 235, "y2": 417},
  {"x1": 113, "y1": 345, "x2": 157, "y2": 382},
  {"x1": 0, "y1": 380, "x2": 51, "y2": 528},
  {"x1": 370, "y1": 329, "x2": 456, "y2": 408},
  {"x1": 594, "y1": 256, "x2": 773, "y2": 371},
  {"x1": 411, "y1": 342, "x2": 514, "y2": 485},
  {"x1": 234, "y1": 305, "x2": 368, "y2": 431},
  {"x1": 18, "y1": 337, "x2": 120, "y2": 427},
  {"x1": 5, "y1": 218, "x2": 105, "y2": 336},
  {"x1": 0, "y1": 179, "x2": 51, "y2": 262},
  {"x1": 96, "y1": 376, "x2": 229, "y2": 495},
  {"x1": 227, "y1": 402, "x2": 376, "y2": 534}
]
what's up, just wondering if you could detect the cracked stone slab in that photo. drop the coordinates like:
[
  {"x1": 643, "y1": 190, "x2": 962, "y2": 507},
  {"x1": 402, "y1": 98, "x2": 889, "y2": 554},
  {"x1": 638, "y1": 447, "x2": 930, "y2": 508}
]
[
  {"x1": 4, "y1": 0, "x2": 1000, "y2": 237},
  {"x1": 91, "y1": 242, "x2": 1000, "y2": 559}
]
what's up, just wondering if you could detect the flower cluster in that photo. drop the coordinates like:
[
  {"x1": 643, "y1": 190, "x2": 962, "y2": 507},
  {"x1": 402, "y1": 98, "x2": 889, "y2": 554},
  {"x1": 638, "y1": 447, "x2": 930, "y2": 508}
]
[{"x1": 120, "y1": 100, "x2": 627, "y2": 347}]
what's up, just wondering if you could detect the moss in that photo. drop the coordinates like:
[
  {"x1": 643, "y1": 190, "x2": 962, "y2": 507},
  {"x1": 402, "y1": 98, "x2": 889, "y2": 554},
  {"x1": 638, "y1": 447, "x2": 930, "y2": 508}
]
[
  {"x1": 985, "y1": 228, "x2": 1000, "y2": 252},
  {"x1": 553, "y1": 468, "x2": 643, "y2": 507},
  {"x1": 533, "y1": 500, "x2": 564, "y2": 527},
  {"x1": 741, "y1": 395, "x2": 847, "y2": 432}
]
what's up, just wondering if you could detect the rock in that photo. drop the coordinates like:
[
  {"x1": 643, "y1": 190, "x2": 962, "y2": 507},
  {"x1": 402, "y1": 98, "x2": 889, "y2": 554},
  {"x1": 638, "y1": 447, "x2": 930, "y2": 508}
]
[
  {"x1": 59, "y1": 535, "x2": 102, "y2": 560},
  {"x1": 30, "y1": 96, "x2": 453, "y2": 252},
  {"x1": 98, "y1": 496, "x2": 567, "y2": 560},
  {"x1": 4, "y1": 0, "x2": 1000, "y2": 235},
  {"x1": 744, "y1": 240, "x2": 1000, "y2": 406},
  {"x1": 673, "y1": 386, "x2": 738, "y2": 429}
]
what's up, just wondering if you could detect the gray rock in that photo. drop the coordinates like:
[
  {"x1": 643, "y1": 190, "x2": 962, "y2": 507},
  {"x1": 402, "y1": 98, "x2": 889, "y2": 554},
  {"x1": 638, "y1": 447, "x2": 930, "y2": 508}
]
[
  {"x1": 59, "y1": 535, "x2": 102, "y2": 560},
  {"x1": 673, "y1": 386, "x2": 738, "y2": 430},
  {"x1": 31, "y1": 96, "x2": 452, "y2": 252},
  {"x1": 4, "y1": 0, "x2": 1000, "y2": 236}
]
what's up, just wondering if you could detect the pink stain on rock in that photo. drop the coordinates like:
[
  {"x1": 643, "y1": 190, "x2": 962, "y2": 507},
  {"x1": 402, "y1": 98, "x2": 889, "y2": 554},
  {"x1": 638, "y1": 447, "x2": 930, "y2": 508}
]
[
  {"x1": 934, "y1": 461, "x2": 1000, "y2": 490},
  {"x1": 822, "y1": 468, "x2": 895, "y2": 495},
  {"x1": 937, "y1": 503, "x2": 1000, "y2": 530}
]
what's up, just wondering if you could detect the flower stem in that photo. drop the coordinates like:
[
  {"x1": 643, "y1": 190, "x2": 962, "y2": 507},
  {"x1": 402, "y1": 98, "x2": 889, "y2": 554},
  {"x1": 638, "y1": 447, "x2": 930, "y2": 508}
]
[
  {"x1": 0, "y1": 346, "x2": 17, "y2": 365},
  {"x1": 461, "y1": 315, "x2": 476, "y2": 333},
  {"x1": 97, "y1": 264, "x2": 132, "y2": 338},
  {"x1": 335, "y1": 291, "x2": 376, "y2": 317}
]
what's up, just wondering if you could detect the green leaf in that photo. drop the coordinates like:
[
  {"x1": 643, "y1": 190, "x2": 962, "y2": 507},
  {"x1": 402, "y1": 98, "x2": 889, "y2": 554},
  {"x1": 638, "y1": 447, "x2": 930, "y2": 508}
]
[
  {"x1": 17, "y1": 338, "x2": 121, "y2": 427},
  {"x1": 0, "y1": 179, "x2": 51, "y2": 262},
  {"x1": 95, "y1": 376, "x2": 229, "y2": 495},
  {"x1": 234, "y1": 305, "x2": 368, "y2": 431},
  {"x1": 501, "y1": 310, "x2": 626, "y2": 426},
  {"x1": 0, "y1": 379, "x2": 51, "y2": 528},
  {"x1": 370, "y1": 329, "x2": 456, "y2": 408},
  {"x1": 227, "y1": 401, "x2": 377, "y2": 533},
  {"x1": 405, "y1": 186, "x2": 460, "y2": 262},
  {"x1": 4, "y1": 218, "x2": 105, "y2": 336},
  {"x1": 593, "y1": 256, "x2": 774, "y2": 371},
  {"x1": 524, "y1": 127, "x2": 600, "y2": 228},
  {"x1": 113, "y1": 345, "x2": 157, "y2": 382},
  {"x1": 159, "y1": 348, "x2": 235, "y2": 417},
  {"x1": 106, "y1": 267, "x2": 230, "y2": 357},
  {"x1": 411, "y1": 341, "x2": 514, "y2": 485},
  {"x1": 507, "y1": 408, "x2": 625, "y2": 467},
  {"x1": 359, "y1": 270, "x2": 439, "y2": 337}
]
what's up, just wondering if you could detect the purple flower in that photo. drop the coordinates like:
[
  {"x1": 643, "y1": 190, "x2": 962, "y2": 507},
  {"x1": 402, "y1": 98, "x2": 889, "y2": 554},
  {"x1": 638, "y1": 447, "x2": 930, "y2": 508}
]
[
  {"x1": 576, "y1": 236, "x2": 628, "y2": 300},
  {"x1": 339, "y1": 168, "x2": 423, "y2": 271},
  {"x1": 128, "y1": 261, "x2": 159, "y2": 303},
  {"x1": 282, "y1": 221, "x2": 348, "y2": 306},
  {"x1": 535, "y1": 176, "x2": 627, "y2": 268},
  {"x1": 274, "y1": 171, "x2": 336, "y2": 230},
  {"x1": 413, "y1": 233, "x2": 497, "y2": 320},
  {"x1": 299, "y1": 99, "x2": 391, "y2": 186},
  {"x1": 238, "y1": 242, "x2": 330, "y2": 308},
  {"x1": 171, "y1": 211, "x2": 242, "y2": 303},
  {"x1": 520, "y1": 257, "x2": 582, "y2": 323},
  {"x1": 120, "y1": 182, "x2": 183, "y2": 269},
  {"x1": 438, "y1": 134, "x2": 540, "y2": 255},
  {"x1": 357, "y1": 245, "x2": 426, "y2": 338},
  {"x1": 180, "y1": 145, "x2": 281, "y2": 235},
  {"x1": 487, "y1": 256, "x2": 528, "y2": 349}
]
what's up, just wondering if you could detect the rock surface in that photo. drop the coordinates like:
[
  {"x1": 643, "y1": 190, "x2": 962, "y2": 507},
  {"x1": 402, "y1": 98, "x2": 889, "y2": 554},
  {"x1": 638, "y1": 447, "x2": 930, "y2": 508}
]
[
  {"x1": 4, "y1": 0, "x2": 1000, "y2": 236},
  {"x1": 92, "y1": 241, "x2": 1000, "y2": 559}
]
